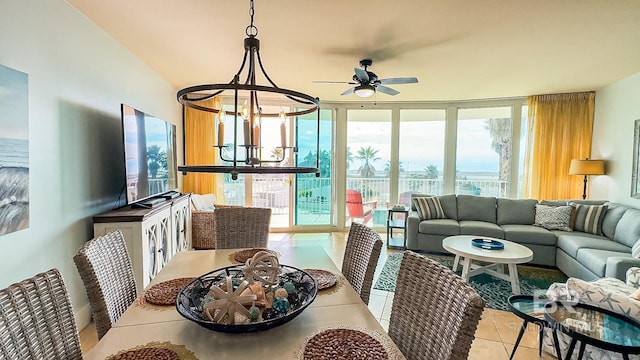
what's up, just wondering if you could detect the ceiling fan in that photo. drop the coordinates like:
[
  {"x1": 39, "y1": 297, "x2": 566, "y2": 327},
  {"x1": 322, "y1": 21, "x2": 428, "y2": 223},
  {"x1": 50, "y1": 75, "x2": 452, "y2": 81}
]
[{"x1": 315, "y1": 59, "x2": 418, "y2": 98}]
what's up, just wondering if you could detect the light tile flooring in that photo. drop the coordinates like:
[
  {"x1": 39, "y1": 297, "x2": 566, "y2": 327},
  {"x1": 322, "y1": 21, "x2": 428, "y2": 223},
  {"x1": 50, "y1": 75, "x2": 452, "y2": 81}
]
[{"x1": 79, "y1": 232, "x2": 556, "y2": 359}]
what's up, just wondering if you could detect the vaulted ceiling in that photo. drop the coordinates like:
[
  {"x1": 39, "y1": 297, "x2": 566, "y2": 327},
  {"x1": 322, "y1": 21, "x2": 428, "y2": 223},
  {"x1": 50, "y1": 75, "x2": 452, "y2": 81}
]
[{"x1": 68, "y1": 0, "x2": 640, "y2": 102}]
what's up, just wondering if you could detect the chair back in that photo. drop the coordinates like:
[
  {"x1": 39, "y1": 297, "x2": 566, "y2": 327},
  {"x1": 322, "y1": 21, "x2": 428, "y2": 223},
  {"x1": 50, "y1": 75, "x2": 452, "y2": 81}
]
[
  {"x1": 0, "y1": 268, "x2": 82, "y2": 360},
  {"x1": 74, "y1": 229, "x2": 138, "y2": 339},
  {"x1": 388, "y1": 251, "x2": 485, "y2": 360},
  {"x1": 341, "y1": 222, "x2": 383, "y2": 304},
  {"x1": 214, "y1": 207, "x2": 272, "y2": 249},
  {"x1": 346, "y1": 189, "x2": 366, "y2": 217}
]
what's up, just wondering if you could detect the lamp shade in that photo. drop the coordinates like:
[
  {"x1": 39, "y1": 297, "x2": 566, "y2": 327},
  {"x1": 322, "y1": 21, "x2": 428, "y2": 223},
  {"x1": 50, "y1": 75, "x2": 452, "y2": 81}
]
[
  {"x1": 569, "y1": 159, "x2": 605, "y2": 175},
  {"x1": 354, "y1": 84, "x2": 375, "y2": 98}
]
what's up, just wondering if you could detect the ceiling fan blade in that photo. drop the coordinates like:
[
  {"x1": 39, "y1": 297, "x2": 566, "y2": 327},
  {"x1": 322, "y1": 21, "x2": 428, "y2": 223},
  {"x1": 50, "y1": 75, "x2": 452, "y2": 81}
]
[
  {"x1": 313, "y1": 80, "x2": 357, "y2": 84},
  {"x1": 378, "y1": 77, "x2": 419, "y2": 85},
  {"x1": 376, "y1": 85, "x2": 400, "y2": 96},
  {"x1": 354, "y1": 68, "x2": 369, "y2": 83},
  {"x1": 340, "y1": 87, "x2": 355, "y2": 96}
]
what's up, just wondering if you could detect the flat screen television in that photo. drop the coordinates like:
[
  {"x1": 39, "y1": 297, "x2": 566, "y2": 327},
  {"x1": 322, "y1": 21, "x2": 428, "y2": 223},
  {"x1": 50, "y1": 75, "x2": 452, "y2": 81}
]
[{"x1": 121, "y1": 104, "x2": 178, "y2": 206}]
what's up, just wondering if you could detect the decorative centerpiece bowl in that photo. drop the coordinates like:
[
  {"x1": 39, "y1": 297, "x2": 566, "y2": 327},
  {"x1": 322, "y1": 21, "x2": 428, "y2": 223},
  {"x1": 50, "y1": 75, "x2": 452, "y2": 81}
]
[
  {"x1": 471, "y1": 238, "x2": 505, "y2": 250},
  {"x1": 176, "y1": 264, "x2": 317, "y2": 333}
]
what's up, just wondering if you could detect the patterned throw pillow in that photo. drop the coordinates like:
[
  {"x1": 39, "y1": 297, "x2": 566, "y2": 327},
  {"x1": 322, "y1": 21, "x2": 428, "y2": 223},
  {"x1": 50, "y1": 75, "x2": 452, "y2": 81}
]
[
  {"x1": 412, "y1": 197, "x2": 446, "y2": 221},
  {"x1": 533, "y1": 204, "x2": 573, "y2": 231},
  {"x1": 632, "y1": 239, "x2": 640, "y2": 259},
  {"x1": 571, "y1": 204, "x2": 608, "y2": 235}
]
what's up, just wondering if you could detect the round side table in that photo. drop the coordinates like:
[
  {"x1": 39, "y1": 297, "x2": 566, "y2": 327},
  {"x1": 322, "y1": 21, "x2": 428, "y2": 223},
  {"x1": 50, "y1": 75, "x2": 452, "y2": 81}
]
[{"x1": 508, "y1": 295, "x2": 562, "y2": 360}]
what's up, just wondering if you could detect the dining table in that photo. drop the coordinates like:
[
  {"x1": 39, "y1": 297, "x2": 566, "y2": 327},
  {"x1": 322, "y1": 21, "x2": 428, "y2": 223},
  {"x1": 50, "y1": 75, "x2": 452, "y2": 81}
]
[{"x1": 84, "y1": 246, "x2": 405, "y2": 359}]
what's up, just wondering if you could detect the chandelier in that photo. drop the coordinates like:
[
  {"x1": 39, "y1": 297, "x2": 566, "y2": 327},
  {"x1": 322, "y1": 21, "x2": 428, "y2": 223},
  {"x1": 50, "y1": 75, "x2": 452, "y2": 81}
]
[{"x1": 177, "y1": 0, "x2": 320, "y2": 180}]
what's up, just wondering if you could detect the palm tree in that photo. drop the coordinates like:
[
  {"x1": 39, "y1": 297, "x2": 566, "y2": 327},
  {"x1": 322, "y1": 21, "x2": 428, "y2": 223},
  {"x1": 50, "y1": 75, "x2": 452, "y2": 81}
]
[
  {"x1": 346, "y1": 147, "x2": 354, "y2": 170},
  {"x1": 146, "y1": 145, "x2": 166, "y2": 178},
  {"x1": 356, "y1": 146, "x2": 380, "y2": 178},
  {"x1": 384, "y1": 161, "x2": 405, "y2": 176},
  {"x1": 424, "y1": 164, "x2": 439, "y2": 179},
  {"x1": 485, "y1": 118, "x2": 512, "y2": 182}
]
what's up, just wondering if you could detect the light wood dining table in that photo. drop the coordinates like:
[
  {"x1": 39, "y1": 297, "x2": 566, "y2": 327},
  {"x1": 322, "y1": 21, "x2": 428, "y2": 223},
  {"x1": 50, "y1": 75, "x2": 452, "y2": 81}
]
[{"x1": 84, "y1": 246, "x2": 405, "y2": 359}]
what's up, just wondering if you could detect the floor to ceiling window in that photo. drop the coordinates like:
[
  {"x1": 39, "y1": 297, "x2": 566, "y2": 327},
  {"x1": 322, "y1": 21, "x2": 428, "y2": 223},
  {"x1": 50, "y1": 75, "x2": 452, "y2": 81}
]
[
  {"x1": 456, "y1": 107, "x2": 513, "y2": 198},
  {"x1": 398, "y1": 109, "x2": 446, "y2": 201},
  {"x1": 346, "y1": 109, "x2": 392, "y2": 227}
]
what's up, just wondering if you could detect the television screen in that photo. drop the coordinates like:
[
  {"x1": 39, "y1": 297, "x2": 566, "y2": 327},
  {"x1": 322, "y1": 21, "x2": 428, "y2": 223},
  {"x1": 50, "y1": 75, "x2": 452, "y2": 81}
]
[{"x1": 121, "y1": 104, "x2": 178, "y2": 205}]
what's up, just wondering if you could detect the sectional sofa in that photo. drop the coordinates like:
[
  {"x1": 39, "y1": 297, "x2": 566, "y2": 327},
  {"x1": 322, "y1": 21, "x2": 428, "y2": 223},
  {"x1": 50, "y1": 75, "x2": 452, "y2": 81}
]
[{"x1": 406, "y1": 194, "x2": 640, "y2": 281}]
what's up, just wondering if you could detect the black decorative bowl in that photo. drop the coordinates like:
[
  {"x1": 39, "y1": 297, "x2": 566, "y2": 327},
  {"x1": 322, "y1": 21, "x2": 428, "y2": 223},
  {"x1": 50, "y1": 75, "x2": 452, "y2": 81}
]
[
  {"x1": 176, "y1": 264, "x2": 317, "y2": 333},
  {"x1": 471, "y1": 238, "x2": 505, "y2": 250}
]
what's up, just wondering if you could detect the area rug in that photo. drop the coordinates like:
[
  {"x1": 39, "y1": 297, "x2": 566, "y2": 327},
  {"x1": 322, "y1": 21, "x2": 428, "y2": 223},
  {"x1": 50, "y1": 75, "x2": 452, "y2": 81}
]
[{"x1": 373, "y1": 253, "x2": 568, "y2": 311}]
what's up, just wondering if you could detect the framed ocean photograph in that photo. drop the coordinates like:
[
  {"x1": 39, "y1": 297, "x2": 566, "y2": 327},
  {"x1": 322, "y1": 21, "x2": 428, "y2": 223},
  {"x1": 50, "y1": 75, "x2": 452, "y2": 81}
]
[{"x1": 0, "y1": 64, "x2": 29, "y2": 235}]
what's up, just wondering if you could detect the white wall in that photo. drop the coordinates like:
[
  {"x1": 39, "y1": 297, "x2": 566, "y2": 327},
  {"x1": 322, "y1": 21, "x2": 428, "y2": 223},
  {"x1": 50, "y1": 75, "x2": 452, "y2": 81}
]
[
  {"x1": 592, "y1": 71, "x2": 640, "y2": 206},
  {"x1": 0, "y1": 1, "x2": 181, "y2": 328}
]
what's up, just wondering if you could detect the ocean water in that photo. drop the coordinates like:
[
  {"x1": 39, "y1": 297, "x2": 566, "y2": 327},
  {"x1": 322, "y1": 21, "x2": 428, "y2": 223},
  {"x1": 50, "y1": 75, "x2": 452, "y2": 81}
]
[{"x1": 0, "y1": 138, "x2": 28, "y2": 168}]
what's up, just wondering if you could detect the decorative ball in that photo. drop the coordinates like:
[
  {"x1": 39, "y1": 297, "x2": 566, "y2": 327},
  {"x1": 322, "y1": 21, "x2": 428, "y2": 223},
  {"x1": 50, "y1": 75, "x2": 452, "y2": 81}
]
[
  {"x1": 272, "y1": 297, "x2": 291, "y2": 315},
  {"x1": 244, "y1": 251, "x2": 280, "y2": 285},
  {"x1": 249, "y1": 305, "x2": 260, "y2": 322},
  {"x1": 262, "y1": 308, "x2": 277, "y2": 320},
  {"x1": 288, "y1": 293, "x2": 301, "y2": 308},
  {"x1": 274, "y1": 287, "x2": 288, "y2": 299},
  {"x1": 283, "y1": 281, "x2": 296, "y2": 295}
]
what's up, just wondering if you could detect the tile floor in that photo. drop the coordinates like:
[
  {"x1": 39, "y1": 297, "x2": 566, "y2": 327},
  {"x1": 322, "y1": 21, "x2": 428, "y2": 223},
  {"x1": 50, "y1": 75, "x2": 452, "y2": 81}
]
[{"x1": 79, "y1": 231, "x2": 557, "y2": 359}]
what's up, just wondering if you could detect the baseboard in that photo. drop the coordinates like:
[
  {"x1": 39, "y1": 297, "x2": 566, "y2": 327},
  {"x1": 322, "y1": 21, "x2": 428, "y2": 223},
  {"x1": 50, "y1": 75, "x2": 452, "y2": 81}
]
[{"x1": 76, "y1": 303, "x2": 92, "y2": 330}]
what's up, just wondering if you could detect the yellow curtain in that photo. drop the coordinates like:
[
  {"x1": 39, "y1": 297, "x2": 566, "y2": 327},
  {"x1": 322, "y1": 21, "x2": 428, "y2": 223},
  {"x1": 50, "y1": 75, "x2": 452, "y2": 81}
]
[
  {"x1": 182, "y1": 97, "x2": 225, "y2": 202},
  {"x1": 522, "y1": 92, "x2": 595, "y2": 200}
]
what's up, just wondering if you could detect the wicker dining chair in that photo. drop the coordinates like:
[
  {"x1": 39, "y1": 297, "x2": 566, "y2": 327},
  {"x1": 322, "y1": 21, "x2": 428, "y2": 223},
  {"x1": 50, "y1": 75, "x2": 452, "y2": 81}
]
[
  {"x1": 341, "y1": 222, "x2": 383, "y2": 305},
  {"x1": 0, "y1": 268, "x2": 83, "y2": 360},
  {"x1": 388, "y1": 251, "x2": 485, "y2": 360},
  {"x1": 213, "y1": 206, "x2": 272, "y2": 249},
  {"x1": 191, "y1": 204, "x2": 240, "y2": 249},
  {"x1": 74, "y1": 229, "x2": 138, "y2": 339}
]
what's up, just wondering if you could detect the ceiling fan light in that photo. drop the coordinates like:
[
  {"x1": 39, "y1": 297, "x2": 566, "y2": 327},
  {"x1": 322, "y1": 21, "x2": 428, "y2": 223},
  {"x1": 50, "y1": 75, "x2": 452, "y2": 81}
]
[{"x1": 354, "y1": 84, "x2": 375, "y2": 98}]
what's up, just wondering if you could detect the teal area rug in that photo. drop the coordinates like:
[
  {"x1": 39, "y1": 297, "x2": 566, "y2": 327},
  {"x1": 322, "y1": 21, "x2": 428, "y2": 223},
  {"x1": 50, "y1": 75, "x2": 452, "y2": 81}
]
[{"x1": 374, "y1": 253, "x2": 568, "y2": 311}]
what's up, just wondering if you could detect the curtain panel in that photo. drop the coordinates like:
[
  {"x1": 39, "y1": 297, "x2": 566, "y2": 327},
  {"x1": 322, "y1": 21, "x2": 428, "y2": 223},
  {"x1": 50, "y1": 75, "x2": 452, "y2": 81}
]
[
  {"x1": 523, "y1": 92, "x2": 595, "y2": 200},
  {"x1": 182, "y1": 97, "x2": 224, "y2": 201}
]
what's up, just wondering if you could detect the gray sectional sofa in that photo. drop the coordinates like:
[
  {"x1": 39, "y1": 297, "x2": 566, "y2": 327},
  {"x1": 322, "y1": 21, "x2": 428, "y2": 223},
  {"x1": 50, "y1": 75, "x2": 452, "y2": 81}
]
[{"x1": 406, "y1": 194, "x2": 640, "y2": 281}]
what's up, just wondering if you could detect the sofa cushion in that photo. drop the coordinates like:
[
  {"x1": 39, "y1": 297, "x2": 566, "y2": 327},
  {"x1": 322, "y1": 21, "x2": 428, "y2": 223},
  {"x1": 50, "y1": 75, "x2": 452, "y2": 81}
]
[
  {"x1": 418, "y1": 219, "x2": 460, "y2": 236},
  {"x1": 633, "y1": 240, "x2": 640, "y2": 259},
  {"x1": 576, "y1": 249, "x2": 634, "y2": 277},
  {"x1": 556, "y1": 233, "x2": 631, "y2": 258},
  {"x1": 413, "y1": 197, "x2": 446, "y2": 220},
  {"x1": 502, "y1": 224, "x2": 557, "y2": 246},
  {"x1": 457, "y1": 195, "x2": 496, "y2": 223},
  {"x1": 601, "y1": 203, "x2": 628, "y2": 240},
  {"x1": 459, "y1": 220, "x2": 504, "y2": 238},
  {"x1": 614, "y1": 207, "x2": 640, "y2": 248},
  {"x1": 571, "y1": 203, "x2": 607, "y2": 235},
  {"x1": 534, "y1": 204, "x2": 573, "y2": 231},
  {"x1": 437, "y1": 194, "x2": 458, "y2": 220},
  {"x1": 497, "y1": 198, "x2": 537, "y2": 225}
]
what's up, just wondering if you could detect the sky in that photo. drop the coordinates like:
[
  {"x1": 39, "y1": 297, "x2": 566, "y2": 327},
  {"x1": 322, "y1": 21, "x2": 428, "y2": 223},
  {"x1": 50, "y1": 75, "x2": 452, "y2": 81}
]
[{"x1": 0, "y1": 64, "x2": 28, "y2": 140}]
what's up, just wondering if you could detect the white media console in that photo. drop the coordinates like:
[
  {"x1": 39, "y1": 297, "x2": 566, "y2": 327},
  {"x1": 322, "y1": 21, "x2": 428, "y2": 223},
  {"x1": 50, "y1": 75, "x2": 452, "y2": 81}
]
[{"x1": 92, "y1": 193, "x2": 191, "y2": 292}]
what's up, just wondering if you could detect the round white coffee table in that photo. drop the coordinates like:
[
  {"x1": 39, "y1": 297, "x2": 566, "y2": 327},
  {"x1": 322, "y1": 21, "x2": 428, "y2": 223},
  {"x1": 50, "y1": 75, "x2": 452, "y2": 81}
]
[{"x1": 442, "y1": 235, "x2": 534, "y2": 295}]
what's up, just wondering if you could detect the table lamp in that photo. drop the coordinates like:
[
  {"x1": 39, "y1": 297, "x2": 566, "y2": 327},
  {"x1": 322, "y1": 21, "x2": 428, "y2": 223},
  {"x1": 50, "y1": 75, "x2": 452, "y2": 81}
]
[{"x1": 569, "y1": 158, "x2": 605, "y2": 199}]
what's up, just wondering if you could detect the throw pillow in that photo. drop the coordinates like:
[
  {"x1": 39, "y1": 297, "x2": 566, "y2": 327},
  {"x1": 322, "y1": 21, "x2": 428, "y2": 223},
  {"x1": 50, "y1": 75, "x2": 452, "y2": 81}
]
[
  {"x1": 412, "y1": 197, "x2": 446, "y2": 221},
  {"x1": 533, "y1": 204, "x2": 573, "y2": 231},
  {"x1": 571, "y1": 203, "x2": 608, "y2": 235},
  {"x1": 632, "y1": 239, "x2": 640, "y2": 259}
]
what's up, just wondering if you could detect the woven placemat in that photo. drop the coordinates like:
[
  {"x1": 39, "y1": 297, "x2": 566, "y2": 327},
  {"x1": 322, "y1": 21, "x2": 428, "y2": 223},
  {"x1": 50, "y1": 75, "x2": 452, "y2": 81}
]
[
  {"x1": 106, "y1": 341, "x2": 197, "y2": 360},
  {"x1": 229, "y1": 248, "x2": 279, "y2": 263},
  {"x1": 298, "y1": 327, "x2": 393, "y2": 360},
  {"x1": 304, "y1": 269, "x2": 338, "y2": 290},
  {"x1": 143, "y1": 278, "x2": 196, "y2": 306}
]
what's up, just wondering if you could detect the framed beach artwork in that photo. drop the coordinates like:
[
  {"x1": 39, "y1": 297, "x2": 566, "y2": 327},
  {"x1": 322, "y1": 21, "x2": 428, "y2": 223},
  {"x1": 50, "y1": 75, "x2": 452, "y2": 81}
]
[
  {"x1": 632, "y1": 119, "x2": 640, "y2": 199},
  {"x1": 0, "y1": 64, "x2": 29, "y2": 235}
]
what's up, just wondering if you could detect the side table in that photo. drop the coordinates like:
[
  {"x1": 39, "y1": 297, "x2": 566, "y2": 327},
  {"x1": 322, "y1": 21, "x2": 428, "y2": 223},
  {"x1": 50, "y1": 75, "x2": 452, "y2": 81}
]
[
  {"x1": 507, "y1": 295, "x2": 562, "y2": 360},
  {"x1": 386, "y1": 206, "x2": 408, "y2": 249},
  {"x1": 544, "y1": 301, "x2": 640, "y2": 360}
]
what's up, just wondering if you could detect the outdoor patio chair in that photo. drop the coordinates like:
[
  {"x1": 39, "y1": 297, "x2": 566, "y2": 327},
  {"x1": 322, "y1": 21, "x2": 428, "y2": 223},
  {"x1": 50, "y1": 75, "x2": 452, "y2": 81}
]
[
  {"x1": 213, "y1": 206, "x2": 272, "y2": 249},
  {"x1": 341, "y1": 222, "x2": 383, "y2": 305},
  {"x1": 346, "y1": 189, "x2": 377, "y2": 225},
  {"x1": 0, "y1": 268, "x2": 83, "y2": 359},
  {"x1": 388, "y1": 251, "x2": 485, "y2": 360},
  {"x1": 74, "y1": 229, "x2": 138, "y2": 339}
]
